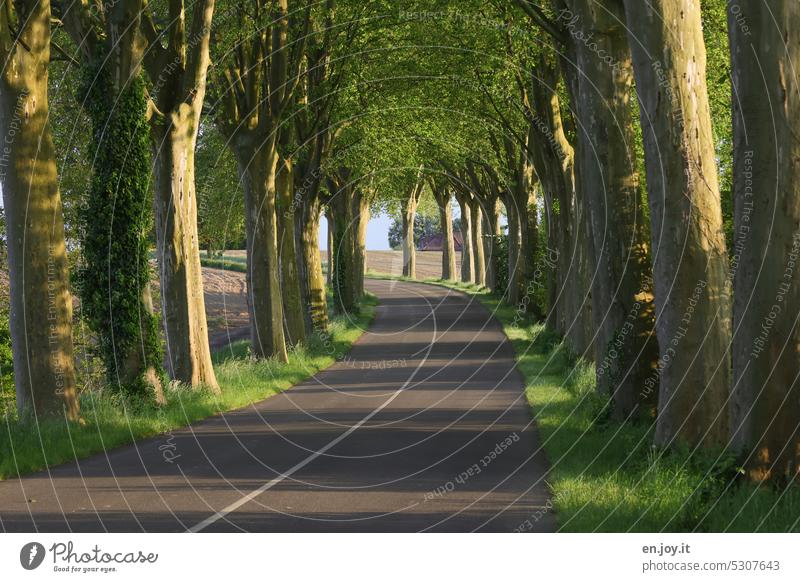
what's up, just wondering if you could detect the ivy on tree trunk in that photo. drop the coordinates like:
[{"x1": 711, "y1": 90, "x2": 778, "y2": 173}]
[{"x1": 77, "y1": 63, "x2": 165, "y2": 402}]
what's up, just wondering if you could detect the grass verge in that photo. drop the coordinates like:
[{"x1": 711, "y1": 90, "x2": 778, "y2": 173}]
[
  {"x1": 199, "y1": 256, "x2": 247, "y2": 272},
  {"x1": 366, "y1": 272, "x2": 800, "y2": 532},
  {"x1": 0, "y1": 293, "x2": 377, "y2": 480}
]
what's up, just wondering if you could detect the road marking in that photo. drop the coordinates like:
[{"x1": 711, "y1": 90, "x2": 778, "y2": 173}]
[{"x1": 188, "y1": 283, "x2": 436, "y2": 532}]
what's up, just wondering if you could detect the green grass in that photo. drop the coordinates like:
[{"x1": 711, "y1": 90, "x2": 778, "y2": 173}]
[
  {"x1": 365, "y1": 273, "x2": 800, "y2": 532},
  {"x1": 199, "y1": 256, "x2": 247, "y2": 272},
  {"x1": 0, "y1": 293, "x2": 377, "y2": 480}
]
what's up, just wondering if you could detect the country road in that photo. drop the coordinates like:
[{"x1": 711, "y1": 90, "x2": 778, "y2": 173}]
[{"x1": 0, "y1": 280, "x2": 552, "y2": 532}]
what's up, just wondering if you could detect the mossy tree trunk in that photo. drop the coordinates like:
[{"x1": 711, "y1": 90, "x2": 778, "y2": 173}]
[
  {"x1": 401, "y1": 182, "x2": 422, "y2": 279},
  {"x1": 233, "y1": 138, "x2": 288, "y2": 362},
  {"x1": 352, "y1": 188, "x2": 371, "y2": 299},
  {"x1": 299, "y1": 186, "x2": 328, "y2": 332},
  {"x1": 469, "y1": 197, "x2": 486, "y2": 287},
  {"x1": 483, "y1": 194, "x2": 500, "y2": 293},
  {"x1": 622, "y1": 0, "x2": 731, "y2": 447},
  {"x1": 566, "y1": 0, "x2": 658, "y2": 418},
  {"x1": 293, "y1": 127, "x2": 330, "y2": 334},
  {"x1": 432, "y1": 184, "x2": 456, "y2": 281},
  {"x1": 506, "y1": 138, "x2": 541, "y2": 318},
  {"x1": 79, "y1": 67, "x2": 165, "y2": 403},
  {"x1": 151, "y1": 116, "x2": 219, "y2": 389},
  {"x1": 502, "y1": 191, "x2": 522, "y2": 304},
  {"x1": 212, "y1": 0, "x2": 309, "y2": 361},
  {"x1": 526, "y1": 55, "x2": 577, "y2": 338},
  {"x1": 326, "y1": 208, "x2": 334, "y2": 287},
  {"x1": 0, "y1": 0, "x2": 80, "y2": 418},
  {"x1": 729, "y1": 0, "x2": 800, "y2": 482},
  {"x1": 61, "y1": 0, "x2": 165, "y2": 401},
  {"x1": 141, "y1": 0, "x2": 219, "y2": 391},
  {"x1": 328, "y1": 172, "x2": 356, "y2": 313},
  {"x1": 276, "y1": 151, "x2": 306, "y2": 347},
  {"x1": 454, "y1": 191, "x2": 474, "y2": 283}
]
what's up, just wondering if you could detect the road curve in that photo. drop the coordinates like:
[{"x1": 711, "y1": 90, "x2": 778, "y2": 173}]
[{"x1": 0, "y1": 279, "x2": 553, "y2": 532}]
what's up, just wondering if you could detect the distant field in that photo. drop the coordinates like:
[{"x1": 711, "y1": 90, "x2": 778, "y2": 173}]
[
  {"x1": 213, "y1": 249, "x2": 458, "y2": 279},
  {"x1": 361, "y1": 250, "x2": 458, "y2": 279},
  {"x1": 195, "y1": 250, "x2": 455, "y2": 342}
]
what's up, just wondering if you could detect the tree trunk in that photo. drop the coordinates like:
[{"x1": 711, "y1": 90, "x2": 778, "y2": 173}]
[
  {"x1": 276, "y1": 154, "x2": 306, "y2": 347},
  {"x1": 503, "y1": 192, "x2": 522, "y2": 304},
  {"x1": 484, "y1": 195, "x2": 500, "y2": 292},
  {"x1": 151, "y1": 118, "x2": 220, "y2": 390},
  {"x1": 300, "y1": 193, "x2": 328, "y2": 332},
  {"x1": 510, "y1": 164, "x2": 542, "y2": 318},
  {"x1": 62, "y1": 0, "x2": 165, "y2": 402},
  {"x1": 233, "y1": 138, "x2": 288, "y2": 362},
  {"x1": 455, "y1": 192, "x2": 474, "y2": 283},
  {"x1": 729, "y1": 0, "x2": 800, "y2": 482},
  {"x1": 470, "y1": 197, "x2": 486, "y2": 287},
  {"x1": 567, "y1": 0, "x2": 658, "y2": 418},
  {"x1": 435, "y1": 190, "x2": 456, "y2": 280},
  {"x1": 329, "y1": 186, "x2": 356, "y2": 313},
  {"x1": 0, "y1": 0, "x2": 80, "y2": 418},
  {"x1": 144, "y1": 0, "x2": 218, "y2": 389},
  {"x1": 527, "y1": 57, "x2": 577, "y2": 338},
  {"x1": 540, "y1": 191, "x2": 559, "y2": 330},
  {"x1": 553, "y1": 51, "x2": 595, "y2": 359},
  {"x1": 326, "y1": 209, "x2": 333, "y2": 287},
  {"x1": 401, "y1": 192, "x2": 418, "y2": 279},
  {"x1": 352, "y1": 190, "x2": 370, "y2": 298},
  {"x1": 569, "y1": 175, "x2": 595, "y2": 360},
  {"x1": 622, "y1": 0, "x2": 731, "y2": 447}
]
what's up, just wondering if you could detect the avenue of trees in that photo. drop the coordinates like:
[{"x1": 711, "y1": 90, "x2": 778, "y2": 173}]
[{"x1": 0, "y1": 0, "x2": 798, "y2": 486}]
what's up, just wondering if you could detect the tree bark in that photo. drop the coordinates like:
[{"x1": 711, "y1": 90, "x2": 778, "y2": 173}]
[
  {"x1": 233, "y1": 138, "x2": 288, "y2": 362},
  {"x1": 326, "y1": 209, "x2": 333, "y2": 287},
  {"x1": 401, "y1": 191, "x2": 418, "y2": 279},
  {"x1": 59, "y1": 0, "x2": 167, "y2": 403},
  {"x1": 470, "y1": 197, "x2": 486, "y2": 287},
  {"x1": 622, "y1": 0, "x2": 731, "y2": 447},
  {"x1": 145, "y1": 0, "x2": 219, "y2": 390},
  {"x1": 277, "y1": 153, "x2": 306, "y2": 347},
  {"x1": 0, "y1": 0, "x2": 80, "y2": 418},
  {"x1": 434, "y1": 188, "x2": 456, "y2": 280},
  {"x1": 527, "y1": 55, "x2": 578, "y2": 338},
  {"x1": 352, "y1": 190, "x2": 370, "y2": 298},
  {"x1": 151, "y1": 119, "x2": 219, "y2": 389},
  {"x1": 539, "y1": 191, "x2": 559, "y2": 329},
  {"x1": 455, "y1": 192, "x2": 474, "y2": 283},
  {"x1": 329, "y1": 180, "x2": 356, "y2": 313},
  {"x1": 566, "y1": 0, "x2": 658, "y2": 418},
  {"x1": 729, "y1": 0, "x2": 800, "y2": 482},
  {"x1": 210, "y1": 0, "x2": 305, "y2": 360},
  {"x1": 484, "y1": 194, "x2": 501, "y2": 292},
  {"x1": 509, "y1": 158, "x2": 542, "y2": 318},
  {"x1": 502, "y1": 191, "x2": 522, "y2": 304},
  {"x1": 300, "y1": 191, "x2": 328, "y2": 332}
]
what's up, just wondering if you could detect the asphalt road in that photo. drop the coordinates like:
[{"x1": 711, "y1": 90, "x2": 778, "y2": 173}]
[{"x1": 0, "y1": 279, "x2": 553, "y2": 532}]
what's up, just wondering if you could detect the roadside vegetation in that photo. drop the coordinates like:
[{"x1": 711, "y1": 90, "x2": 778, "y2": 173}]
[
  {"x1": 367, "y1": 273, "x2": 800, "y2": 533},
  {"x1": 1, "y1": 0, "x2": 797, "y2": 533},
  {"x1": 199, "y1": 252, "x2": 248, "y2": 273},
  {"x1": 0, "y1": 295, "x2": 376, "y2": 480}
]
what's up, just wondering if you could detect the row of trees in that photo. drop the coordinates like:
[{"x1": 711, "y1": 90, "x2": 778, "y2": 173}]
[
  {"x1": 372, "y1": 0, "x2": 799, "y2": 485},
  {"x1": 0, "y1": 0, "x2": 797, "y2": 485}
]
